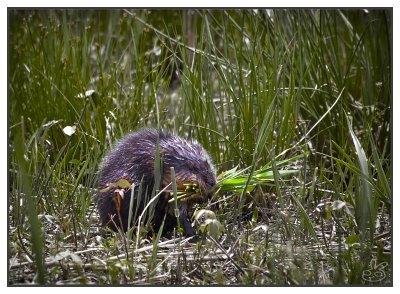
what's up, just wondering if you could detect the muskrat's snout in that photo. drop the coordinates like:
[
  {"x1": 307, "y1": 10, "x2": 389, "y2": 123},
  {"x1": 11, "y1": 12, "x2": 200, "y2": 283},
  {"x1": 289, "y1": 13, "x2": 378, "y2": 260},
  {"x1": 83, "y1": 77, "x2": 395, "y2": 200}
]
[
  {"x1": 205, "y1": 171, "x2": 217, "y2": 189},
  {"x1": 205, "y1": 178, "x2": 217, "y2": 197},
  {"x1": 197, "y1": 173, "x2": 217, "y2": 201}
]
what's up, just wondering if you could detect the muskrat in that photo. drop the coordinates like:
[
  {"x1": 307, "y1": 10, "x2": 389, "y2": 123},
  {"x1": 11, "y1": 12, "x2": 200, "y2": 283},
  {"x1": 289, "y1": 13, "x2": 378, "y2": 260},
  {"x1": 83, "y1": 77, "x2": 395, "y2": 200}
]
[{"x1": 96, "y1": 128, "x2": 217, "y2": 237}]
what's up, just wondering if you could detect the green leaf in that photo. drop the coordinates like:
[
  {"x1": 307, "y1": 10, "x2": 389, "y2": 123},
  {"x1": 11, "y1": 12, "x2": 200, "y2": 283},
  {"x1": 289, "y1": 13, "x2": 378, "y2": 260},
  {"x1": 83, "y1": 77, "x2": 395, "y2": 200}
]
[
  {"x1": 116, "y1": 178, "x2": 132, "y2": 189},
  {"x1": 345, "y1": 234, "x2": 360, "y2": 245}
]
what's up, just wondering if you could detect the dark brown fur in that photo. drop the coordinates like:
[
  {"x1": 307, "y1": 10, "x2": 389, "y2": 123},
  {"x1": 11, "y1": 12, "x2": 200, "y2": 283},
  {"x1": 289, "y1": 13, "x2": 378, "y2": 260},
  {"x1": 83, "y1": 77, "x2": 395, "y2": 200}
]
[{"x1": 96, "y1": 128, "x2": 217, "y2": 237}]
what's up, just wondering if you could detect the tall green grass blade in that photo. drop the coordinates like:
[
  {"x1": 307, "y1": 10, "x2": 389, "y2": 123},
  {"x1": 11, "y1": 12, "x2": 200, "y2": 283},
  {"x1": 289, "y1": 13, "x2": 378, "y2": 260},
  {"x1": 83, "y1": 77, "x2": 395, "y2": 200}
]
[
  {"x1": 127, "y1": 183, "x2": 136, "y2": 238},
  {"x1": 296, "y1": 88, "x2": 345, "y2": 148},
  {"x1": 368, "y1": 130, "x2": 391, "y2": 207},
  {"x1": 346, "y1": 115, "x2": 372, "y2": 239},
  {"x1": 170, "y1": 167, "x2": 180, "y2": 225},
  {"x1": 290, "y1": 192, "x2": 318, "y2": 241},
  {"x1": 238, "y1": 97, "x2": 276, "y2": 205},
  {"x1": 271, "y1": 149, "x2": 285, "y2": 214},
  {"x1": 14, "y1": 128, "x2": 45, "y2": 284}
]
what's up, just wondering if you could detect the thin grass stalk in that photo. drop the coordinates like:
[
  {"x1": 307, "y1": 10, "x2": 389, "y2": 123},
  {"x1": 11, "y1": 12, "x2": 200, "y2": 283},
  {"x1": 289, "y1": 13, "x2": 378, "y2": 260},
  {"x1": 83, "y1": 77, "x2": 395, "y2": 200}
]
[
  {"x1": 368, "y1": 130, "x2": 391, "y2": 207},
  {"x1": 127, "y1": 183, "x2": 136, "y2": 239},
  {"x1": 237, "y1": 97, "x2": 276, "y2": 213},
  {"x1": 135, "y1": 184, "x2": 171, "y2": 251},
  {"x1": 170, "y1": 167, "x2": 180, "y2": 229},
  {"x1": 14, "y1": 128, "x2": 45, "y2": 284}
]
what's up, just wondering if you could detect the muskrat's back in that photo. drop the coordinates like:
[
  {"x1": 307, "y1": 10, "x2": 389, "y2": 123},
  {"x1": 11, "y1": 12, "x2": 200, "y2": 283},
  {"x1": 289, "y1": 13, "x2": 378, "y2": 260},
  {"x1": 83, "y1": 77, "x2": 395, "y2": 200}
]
[{"x1": 96, "y1": 128, "x2": 217, "y2": 236}]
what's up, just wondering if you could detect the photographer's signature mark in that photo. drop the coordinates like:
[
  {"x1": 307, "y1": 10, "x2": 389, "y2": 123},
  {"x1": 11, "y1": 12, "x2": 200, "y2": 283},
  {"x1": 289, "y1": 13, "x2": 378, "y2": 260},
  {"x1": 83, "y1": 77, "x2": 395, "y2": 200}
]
[{"x1": 362, "y1": 259, "x2": 388, "y2": 283}]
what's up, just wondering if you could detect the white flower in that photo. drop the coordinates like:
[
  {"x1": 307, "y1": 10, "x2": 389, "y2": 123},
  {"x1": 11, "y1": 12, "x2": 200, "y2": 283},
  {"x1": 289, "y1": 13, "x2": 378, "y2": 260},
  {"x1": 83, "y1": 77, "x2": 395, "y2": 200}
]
[{"x1": 63, "y1": 125, "x2": 76, "y2": 136}]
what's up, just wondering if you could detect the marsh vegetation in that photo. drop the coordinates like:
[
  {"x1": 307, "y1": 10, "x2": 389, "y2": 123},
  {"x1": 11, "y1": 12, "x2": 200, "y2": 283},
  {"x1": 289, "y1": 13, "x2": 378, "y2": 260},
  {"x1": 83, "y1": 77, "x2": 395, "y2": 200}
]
[{"x1": 8, "y1": 9, "x2": 391, "y2": 285}]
